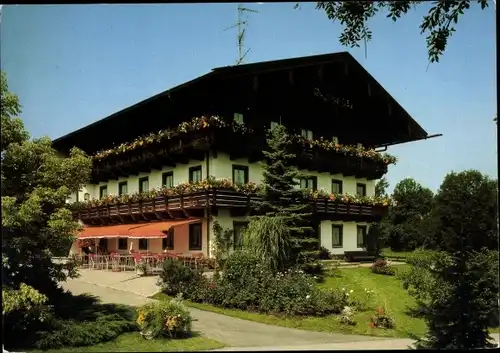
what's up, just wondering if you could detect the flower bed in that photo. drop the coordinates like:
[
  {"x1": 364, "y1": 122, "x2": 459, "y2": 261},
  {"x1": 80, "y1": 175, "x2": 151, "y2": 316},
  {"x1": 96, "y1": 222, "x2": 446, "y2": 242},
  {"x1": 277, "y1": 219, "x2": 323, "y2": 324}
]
[
  {"x1": 70, "y1": 177, "x2": 392, "y2": 210},
  {"x1": 92, "y1": 115, "x2": 397, "y2": 165}
]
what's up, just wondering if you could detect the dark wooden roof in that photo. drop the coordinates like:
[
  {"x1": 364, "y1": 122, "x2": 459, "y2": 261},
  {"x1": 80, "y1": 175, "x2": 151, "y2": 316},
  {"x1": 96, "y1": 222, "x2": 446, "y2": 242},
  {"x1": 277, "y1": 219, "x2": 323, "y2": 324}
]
[{"x1": 52, "y1": 52, "x2": 428, "y2": 153}]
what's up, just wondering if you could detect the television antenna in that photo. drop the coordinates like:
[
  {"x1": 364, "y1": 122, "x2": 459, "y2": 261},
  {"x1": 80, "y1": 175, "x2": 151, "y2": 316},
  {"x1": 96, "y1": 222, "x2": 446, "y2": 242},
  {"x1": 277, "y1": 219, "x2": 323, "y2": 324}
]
[{"x1": 224, "y1": 3, "x2": 260, "y2": 65}]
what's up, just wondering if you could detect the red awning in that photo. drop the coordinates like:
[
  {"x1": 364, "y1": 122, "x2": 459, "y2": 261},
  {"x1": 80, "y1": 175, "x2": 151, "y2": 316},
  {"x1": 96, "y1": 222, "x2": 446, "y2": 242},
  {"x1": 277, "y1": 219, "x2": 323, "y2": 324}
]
[
  {"x1": 128, "y1": 219, "x2": 202, "y2": 239},
  {"x1": 78, "y1": 224, "x2": 134, "y2": 239},
  {"x1": 77, "y1": 219, "x2": 202, "y2": 239}
]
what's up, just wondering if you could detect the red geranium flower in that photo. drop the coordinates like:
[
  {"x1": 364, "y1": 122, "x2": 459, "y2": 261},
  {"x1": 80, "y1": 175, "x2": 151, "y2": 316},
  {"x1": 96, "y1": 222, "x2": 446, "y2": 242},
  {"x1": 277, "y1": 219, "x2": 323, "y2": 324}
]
[{"x1": 369, "y1": 322, "x2": 375, "y2": 328}]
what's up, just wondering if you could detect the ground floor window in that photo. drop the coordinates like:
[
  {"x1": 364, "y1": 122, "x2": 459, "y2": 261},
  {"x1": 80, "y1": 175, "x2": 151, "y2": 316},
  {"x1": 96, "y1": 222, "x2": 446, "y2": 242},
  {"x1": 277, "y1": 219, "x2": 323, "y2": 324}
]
[
  {"x1": 162, "y1": 228, "x2": 174, "y2": 250},
  {"x1": 118, "y1": 238, "x2": 128, "y2": 250},
  {"x1": 189, "y1": 223, "x2": 202, "y2": 250},
  {"x1": 138, "y1": 238, "x2": 148, "y2": 251},
  {"x1": 233, "y1": 221, "x2": 249, "y2": 249},
  {"x1": 332, "y1": 224, "x2": 343, "y2": 247},
  {"x1": 357, "y1": 225, "x2": 367, "y2": 248}
]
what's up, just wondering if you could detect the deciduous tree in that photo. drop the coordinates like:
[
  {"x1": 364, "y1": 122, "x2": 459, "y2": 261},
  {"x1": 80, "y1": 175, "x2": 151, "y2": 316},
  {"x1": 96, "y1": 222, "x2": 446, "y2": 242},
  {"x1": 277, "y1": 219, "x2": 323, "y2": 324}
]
[
  {"x1": 399, "y1": 170, "x2": 499, "y2": 349},
  {"x1": 1, "y1": 71, "x2": 92, "y2": 299},
  {"x1": 387, "y1": 178, "x2": 434, "y2": 250},
  {"x1": 310, "y1": 1, "x2": 490, "y2": 63}
]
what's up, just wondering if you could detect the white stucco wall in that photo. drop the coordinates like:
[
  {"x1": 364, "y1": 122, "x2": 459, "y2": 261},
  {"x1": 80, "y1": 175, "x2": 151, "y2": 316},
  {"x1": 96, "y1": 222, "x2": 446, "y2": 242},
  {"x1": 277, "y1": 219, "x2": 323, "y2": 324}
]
[
  {"x1": 70, "y1": 151, "x2": 379, "y2": 256},
  {"x1": 319, "y1": 220, "x2": 370, "y2": 255}
]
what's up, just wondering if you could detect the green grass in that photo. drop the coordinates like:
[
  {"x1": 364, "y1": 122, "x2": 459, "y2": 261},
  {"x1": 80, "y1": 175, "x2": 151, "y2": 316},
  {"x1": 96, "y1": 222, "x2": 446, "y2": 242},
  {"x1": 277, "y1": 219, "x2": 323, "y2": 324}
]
[
  {"x1": 153, "y1": 266, "x2": 499, "y2": 339},
  {"x1": 153, "y1": 266, "x2": 424, "y2": 339},
  {"x1": 381, "y1": 248, "x2": 414, "y2": 260},
  {"x1": 28, "y1": 332, "x2": 226, "y2": 352}
]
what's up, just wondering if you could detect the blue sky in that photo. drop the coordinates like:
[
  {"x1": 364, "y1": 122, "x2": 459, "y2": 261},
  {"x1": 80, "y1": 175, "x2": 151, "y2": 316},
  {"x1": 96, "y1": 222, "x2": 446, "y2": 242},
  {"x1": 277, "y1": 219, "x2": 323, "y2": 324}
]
[{"x1": 1, "y1": 3, "x2": 497, "y2": 193}]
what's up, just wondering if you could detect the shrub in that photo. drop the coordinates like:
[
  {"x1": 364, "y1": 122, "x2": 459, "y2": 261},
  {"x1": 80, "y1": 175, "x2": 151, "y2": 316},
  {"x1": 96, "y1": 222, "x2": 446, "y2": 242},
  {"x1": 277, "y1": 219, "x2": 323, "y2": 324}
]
[
  {"x1": 29, "y1": 294, "x2": 137, "y2": 350},
  {"x1": 371, "y1": 259, "x2": 396, "y2": 276},
  {"x1": 317, "y1": 246, "x2": 332, "y2": 260},
  {"x1": 211, "y1": 221, "x2": 234, "y2": 270},
  {"x1": 339, "y1": 306, "x2": 356, "y2": 326},
  {"x1": 158, "y1": 258, "x2": 204, "y2": 296},
  {"x1": 136, "y1": 295, "x2": 192, "y2": 340},
  {"x1": 243, "y1": 216, "x2": 292, "y2": 273},
  {"x1": 370, "y1": 307, "x2": 395, "y2": 329}
]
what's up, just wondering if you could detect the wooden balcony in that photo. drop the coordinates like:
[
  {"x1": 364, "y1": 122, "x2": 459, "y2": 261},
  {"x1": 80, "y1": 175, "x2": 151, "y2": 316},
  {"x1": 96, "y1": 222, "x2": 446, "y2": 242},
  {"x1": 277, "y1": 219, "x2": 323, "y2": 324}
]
[{"x1": 75, "y1": 190, "x2": 387, "y2": 225}]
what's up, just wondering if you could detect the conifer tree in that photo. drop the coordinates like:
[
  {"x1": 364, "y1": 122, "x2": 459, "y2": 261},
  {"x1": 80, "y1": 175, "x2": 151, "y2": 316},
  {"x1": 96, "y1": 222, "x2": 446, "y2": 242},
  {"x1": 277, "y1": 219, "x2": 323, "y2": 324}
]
[{"x1": 251, "y1": 124, "x2": 318, "y2": 267}]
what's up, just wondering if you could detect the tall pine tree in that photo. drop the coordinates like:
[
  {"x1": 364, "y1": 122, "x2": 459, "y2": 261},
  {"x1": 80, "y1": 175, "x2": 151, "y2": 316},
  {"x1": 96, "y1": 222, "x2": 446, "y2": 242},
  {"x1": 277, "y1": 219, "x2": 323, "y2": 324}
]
[{"x1": 251, "y1": 124, "x2": 318, "y2": 267}]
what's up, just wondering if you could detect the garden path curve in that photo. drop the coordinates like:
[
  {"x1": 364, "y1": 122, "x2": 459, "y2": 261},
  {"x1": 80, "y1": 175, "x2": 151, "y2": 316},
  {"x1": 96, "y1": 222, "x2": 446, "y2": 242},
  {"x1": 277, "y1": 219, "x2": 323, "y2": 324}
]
[{"x1": 61, "y1": 269, "x2": 387, "y2": 348}]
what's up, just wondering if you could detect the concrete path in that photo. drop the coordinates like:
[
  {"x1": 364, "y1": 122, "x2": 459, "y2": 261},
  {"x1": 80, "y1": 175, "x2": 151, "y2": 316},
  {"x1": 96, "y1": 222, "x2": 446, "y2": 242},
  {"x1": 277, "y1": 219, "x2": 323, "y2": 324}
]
[
  {"x1": 62, "y1": 270, "x2": 386, "y2": 348},
  {"x1": 62, "y1": 270, "x2": 499, "y2": 350}
]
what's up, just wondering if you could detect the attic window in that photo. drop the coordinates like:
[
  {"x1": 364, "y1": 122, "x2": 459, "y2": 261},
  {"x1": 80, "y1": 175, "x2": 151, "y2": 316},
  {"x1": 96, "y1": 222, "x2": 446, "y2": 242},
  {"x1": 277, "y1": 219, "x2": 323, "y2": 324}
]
[
  {"x1": 332, "y1": 136, "x2": 339, "y2": 144},
  {"x1": 367, "y1": 83, "x2": 372, "y2": 97},
  {"x1": 387, "y1": 103, "x2": 392, "y2": 116},
  {"x1": 234, "y1": 113, "x2": 244, "y2": 124}
]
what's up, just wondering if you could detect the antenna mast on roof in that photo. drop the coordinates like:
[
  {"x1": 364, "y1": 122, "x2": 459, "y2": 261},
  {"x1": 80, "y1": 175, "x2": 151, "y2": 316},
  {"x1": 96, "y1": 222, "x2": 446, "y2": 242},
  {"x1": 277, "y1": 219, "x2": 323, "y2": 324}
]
[{"x1": 224, "y1": 4, "x2": 259, "y2": 65}]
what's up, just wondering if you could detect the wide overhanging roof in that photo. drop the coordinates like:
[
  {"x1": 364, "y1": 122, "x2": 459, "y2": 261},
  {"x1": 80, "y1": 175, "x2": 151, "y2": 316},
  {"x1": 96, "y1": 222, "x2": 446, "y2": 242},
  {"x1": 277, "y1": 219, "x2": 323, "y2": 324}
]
[{"x1": 52, "y1": 52, "x2": 429, "y2": 151}]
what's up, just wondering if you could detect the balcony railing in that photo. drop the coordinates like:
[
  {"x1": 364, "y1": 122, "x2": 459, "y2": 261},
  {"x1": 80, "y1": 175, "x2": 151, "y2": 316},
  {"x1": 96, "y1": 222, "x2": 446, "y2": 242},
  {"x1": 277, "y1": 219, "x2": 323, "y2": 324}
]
[{"x1": 75, "y1": 189, "x2": 387, "y2": 224}]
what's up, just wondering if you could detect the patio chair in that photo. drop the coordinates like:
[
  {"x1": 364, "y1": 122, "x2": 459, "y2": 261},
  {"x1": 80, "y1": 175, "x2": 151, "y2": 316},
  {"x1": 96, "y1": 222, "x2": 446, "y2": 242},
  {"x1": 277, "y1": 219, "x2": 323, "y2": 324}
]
[
  {"x1": 133, "y1": 253, "x2": 143, "y2": 271},
  {"x1": 111, "y1": 253, "x2": 120, "y2": 272},
  {"x1": 88, "y1": 254, "x2": 96, "y2": 270}
]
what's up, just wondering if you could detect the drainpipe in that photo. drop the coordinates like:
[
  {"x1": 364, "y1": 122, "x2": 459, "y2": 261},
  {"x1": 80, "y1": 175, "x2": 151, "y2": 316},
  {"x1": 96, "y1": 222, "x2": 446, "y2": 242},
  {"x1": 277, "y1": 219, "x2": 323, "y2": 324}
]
[{"x1": 205, "y1": 150, "x2": 211, "y2": 257}]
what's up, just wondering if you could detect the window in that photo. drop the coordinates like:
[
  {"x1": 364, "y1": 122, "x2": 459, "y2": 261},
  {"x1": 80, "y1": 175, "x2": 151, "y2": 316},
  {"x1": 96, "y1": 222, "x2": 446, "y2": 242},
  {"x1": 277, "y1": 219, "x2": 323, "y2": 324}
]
[
  {"x1": 332, "y1": 225, "x2": 343, "y2": 248},
  {"x1": 162, "y1": 172, "x2": 174, "y2": 188},
  {"x1": 301, "y1": 129, "x2": 313, "y2": 140},
  {"x1": 356, "y1": 183, "x2": 366, "y2": 197},
  {"x1": 299, "y1": 176, "x2": 317, "y2": 191},
  {"x1": 76, "y1": 189, "x2": 80, "y2": 202},
  {"x1": 118, "y1": 182, "x2": 128, "y2": 196},
  {"x1": 332, "y1": 136, "x2": 339, "y2": 144},
  {"x1": 118, "y1": 238, "x2": 128, "y2": 250},
  {"x1": 332, "y1": 179, "x2": 343, "y2": 194},
  {"x1": 84, "y1": 193, "x2": 90, "y2": 201},
  {"x1": 162, "y1": 228, "x2": 174, "y2": 250},
  {"x1": 233, "y1": 221, "x2": 249, "y2": 250},
  {"x1": 234, "y1": 113, "x2": 244, "y2": 124},
  {"x1": 270, "y1": 121, "x2": 279, "y2": 130},
  {"x1": 189, "y1": 166, "x2": 202, "y2": 183},
  {"x1": 189, "y1": 223, "x2": 202, "y2": 250},
  {"x1": 357, "y1": 226, "x2": 367, "y2": 248},
  {"x1": 99, "y1": 238, "x2": 108, "y2": 252},
  {"x1": 138, "y1": 238, "x2": 148, "y2": 251},
  {"x1": 139, "y1": 177, "x2": 149, "y2": 193},
  {"x1": 232, "y1": 165, "x2": 249, "y2": 185},
  {"x1": 99, "y1": 185, "x2": 108, "y2": 199}
]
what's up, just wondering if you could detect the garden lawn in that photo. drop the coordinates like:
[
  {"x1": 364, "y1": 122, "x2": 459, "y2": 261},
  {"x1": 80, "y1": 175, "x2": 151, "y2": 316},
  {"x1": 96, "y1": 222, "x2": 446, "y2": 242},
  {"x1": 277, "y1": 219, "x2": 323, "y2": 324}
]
[
  {"x1": 381, "y1": 248, "x2": 414, "y2": 260},
  {"x1": 27, "y1": 332, "x2": 226, "y2": 352},
  {"x1": 153, "y1": 266, "x2": 499, "y2": 339}
]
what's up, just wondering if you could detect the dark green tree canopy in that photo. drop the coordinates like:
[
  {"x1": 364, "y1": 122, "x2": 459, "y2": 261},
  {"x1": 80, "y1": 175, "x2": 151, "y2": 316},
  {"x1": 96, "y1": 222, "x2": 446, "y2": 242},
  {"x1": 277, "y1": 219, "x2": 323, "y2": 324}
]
[{"x1": 1, "y1": 71, "x2": 92, "y2": 297}]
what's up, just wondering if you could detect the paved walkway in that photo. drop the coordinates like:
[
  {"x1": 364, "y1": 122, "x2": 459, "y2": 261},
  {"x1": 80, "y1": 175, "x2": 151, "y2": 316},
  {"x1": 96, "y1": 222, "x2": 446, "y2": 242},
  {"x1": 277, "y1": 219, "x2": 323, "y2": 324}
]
[
  {"x1": 61, "y1": 270, "x2": 499, "y2": 350},
  {"x1": 62, "y1": 270, "x2": 386, "y2": 347}
]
